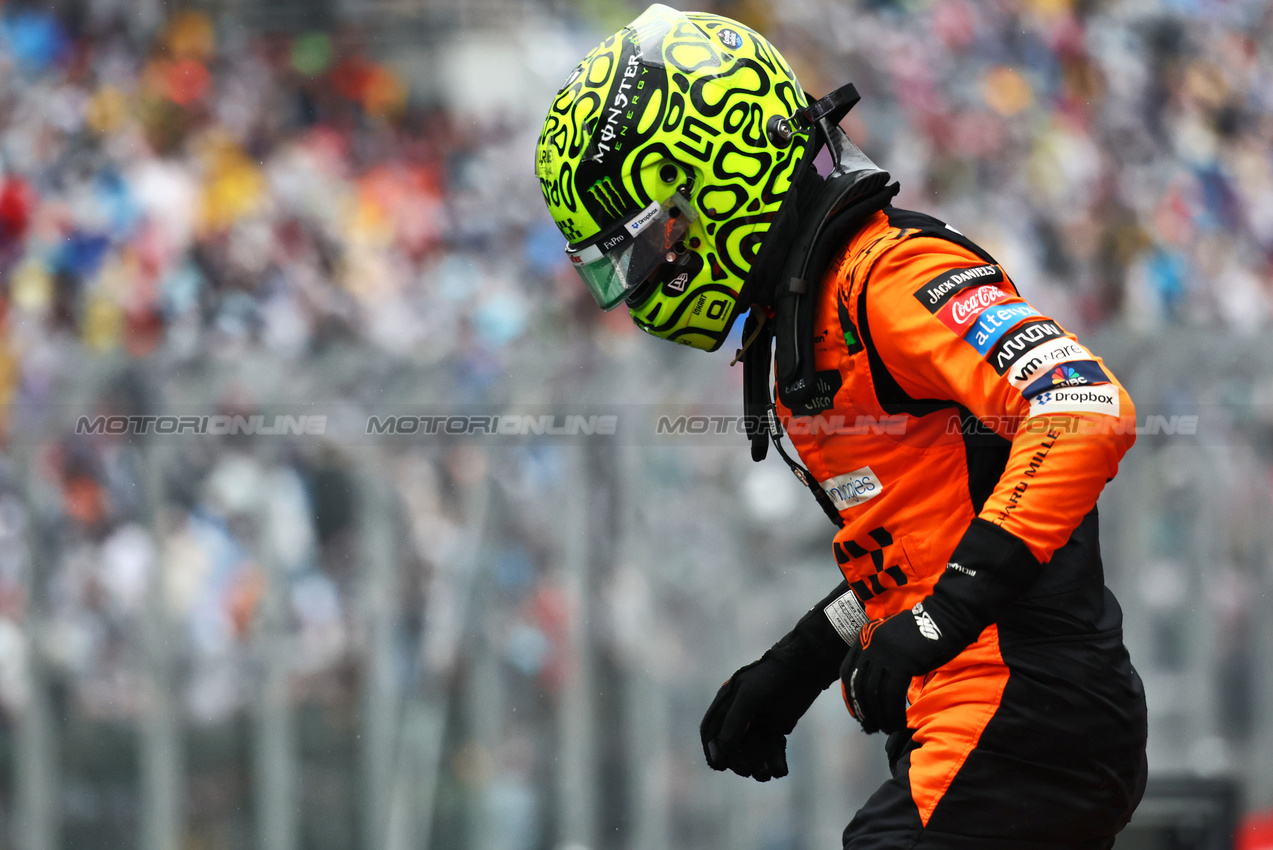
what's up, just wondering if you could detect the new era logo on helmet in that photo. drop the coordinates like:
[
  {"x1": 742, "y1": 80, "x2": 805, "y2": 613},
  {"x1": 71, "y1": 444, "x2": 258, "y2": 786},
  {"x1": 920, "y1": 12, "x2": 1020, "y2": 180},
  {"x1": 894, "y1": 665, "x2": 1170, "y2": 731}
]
[{"x1": 668, "y1": 272, "x2": 689, "y2": 292}]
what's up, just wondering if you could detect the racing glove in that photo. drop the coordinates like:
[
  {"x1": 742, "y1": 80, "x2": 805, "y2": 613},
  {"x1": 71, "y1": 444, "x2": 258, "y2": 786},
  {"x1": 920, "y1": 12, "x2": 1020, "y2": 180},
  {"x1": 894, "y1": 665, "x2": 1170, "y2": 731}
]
[
  {"x1": 700, "y1": 581, "x2": 862, "y2": 781},
  {"x1": 840, "y1": 518, "x2": 1042, "y2": 735}
]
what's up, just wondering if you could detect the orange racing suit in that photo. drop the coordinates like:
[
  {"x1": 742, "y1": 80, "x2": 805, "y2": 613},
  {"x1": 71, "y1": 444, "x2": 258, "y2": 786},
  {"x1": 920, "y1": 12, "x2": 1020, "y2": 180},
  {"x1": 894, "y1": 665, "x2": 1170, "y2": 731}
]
[{"x1": 776, "y1": 206, "x2": 1148, "y2": 848}]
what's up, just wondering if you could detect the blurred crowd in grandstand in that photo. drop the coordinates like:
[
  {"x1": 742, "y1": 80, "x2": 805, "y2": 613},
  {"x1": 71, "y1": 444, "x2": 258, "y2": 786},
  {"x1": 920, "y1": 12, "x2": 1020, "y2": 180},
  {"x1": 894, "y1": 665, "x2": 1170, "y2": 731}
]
[
  {"x1": 0, "y1": 0, "x2": 565, "y2": 683},
  {"x1": 785, "y1": 0, "x2": 1273, "y2": 334},
  {"x1": 3, "y1": 0, "x2": 1271, "y2": 376},
  {"x1": 1, "y1": 0, "x2": 1272, "y2": 845}
]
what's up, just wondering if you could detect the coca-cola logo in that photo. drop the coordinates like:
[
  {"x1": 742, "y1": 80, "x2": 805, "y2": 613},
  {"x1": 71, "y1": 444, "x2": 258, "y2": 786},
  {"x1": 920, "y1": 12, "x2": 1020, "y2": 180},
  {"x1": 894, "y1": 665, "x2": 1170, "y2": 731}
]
[{"x1": 948, "y1": 285, "x2": 1008, "y2": 325}]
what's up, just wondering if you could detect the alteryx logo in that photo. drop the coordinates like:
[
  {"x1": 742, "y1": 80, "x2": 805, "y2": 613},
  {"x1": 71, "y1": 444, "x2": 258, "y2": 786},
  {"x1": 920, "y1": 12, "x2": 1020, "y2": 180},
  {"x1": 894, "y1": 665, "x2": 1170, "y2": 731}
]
[{"x1": 964, "y1": 303, "x2": 1041, "y2": 355}]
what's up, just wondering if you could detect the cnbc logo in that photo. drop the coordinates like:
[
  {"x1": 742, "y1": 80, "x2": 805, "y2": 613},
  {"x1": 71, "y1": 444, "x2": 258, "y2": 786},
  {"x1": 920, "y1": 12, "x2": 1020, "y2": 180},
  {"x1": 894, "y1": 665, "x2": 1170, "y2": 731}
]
[{"x1": 1051, "y1": 365, "x2": 1087, "y2": 385}]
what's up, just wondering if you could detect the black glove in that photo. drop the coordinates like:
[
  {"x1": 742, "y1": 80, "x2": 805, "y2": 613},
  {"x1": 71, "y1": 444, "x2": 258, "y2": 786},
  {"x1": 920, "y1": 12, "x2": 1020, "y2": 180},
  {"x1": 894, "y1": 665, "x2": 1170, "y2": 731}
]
[
  {"x1": 701, "y1": 582, "x2": 853, "y2": 781},
  {"x1": 840, "y1": 519, "x2": 1042, "y2": 735},
  {"x1": 839, "y1": 599, "x2": 972, "y2": 734}
]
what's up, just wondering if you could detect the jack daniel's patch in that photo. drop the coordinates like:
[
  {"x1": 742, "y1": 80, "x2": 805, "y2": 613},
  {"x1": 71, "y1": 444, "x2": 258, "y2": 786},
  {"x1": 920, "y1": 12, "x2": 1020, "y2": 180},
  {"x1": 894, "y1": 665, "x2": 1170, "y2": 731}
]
[{"x1": 914, "y1": 264, "x2": 1006, "y2": 313}]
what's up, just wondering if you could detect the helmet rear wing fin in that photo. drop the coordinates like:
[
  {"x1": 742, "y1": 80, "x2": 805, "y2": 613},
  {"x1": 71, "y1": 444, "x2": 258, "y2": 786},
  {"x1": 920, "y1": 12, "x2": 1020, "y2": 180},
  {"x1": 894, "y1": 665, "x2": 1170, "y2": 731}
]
[
  {"x1": 823, "y1": 118, "x2": 887, "y2": 182},
  {"x1": 789, "y1": 83, "x2": 862, "y2": 134},
  {"x1": 767, "y1": 83, "x2": 862, "y2": 148}
]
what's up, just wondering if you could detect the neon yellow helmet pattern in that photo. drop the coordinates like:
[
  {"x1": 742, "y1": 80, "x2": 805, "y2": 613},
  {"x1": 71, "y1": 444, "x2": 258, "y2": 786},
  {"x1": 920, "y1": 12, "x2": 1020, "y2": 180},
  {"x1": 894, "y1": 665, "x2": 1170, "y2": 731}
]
[{"x1": 535, "y1": 4, "x2": 810, "y2": 350}]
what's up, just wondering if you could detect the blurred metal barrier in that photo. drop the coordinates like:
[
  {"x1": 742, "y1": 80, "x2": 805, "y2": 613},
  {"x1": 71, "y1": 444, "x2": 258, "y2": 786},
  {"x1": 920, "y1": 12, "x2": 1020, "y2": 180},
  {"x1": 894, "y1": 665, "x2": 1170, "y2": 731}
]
[
  {"x1": 2, "y1": 331, "x2": 1271, "y2": 849},
  {"x1": 381, "y1": 459, "x2": 493, "y2": 850},
  {"x1": 1096, "y1": 330, "x2": 1273, "y2": 817},
  {"x1": 15, "y1": 446, "x2": 57, "y2": 850},
  {"x1": 1114, "y1": 779, "x2": 1241, "y2": 850},
  {"x1": 140, "y1": 443, "x2": 182, "y2": 850}
]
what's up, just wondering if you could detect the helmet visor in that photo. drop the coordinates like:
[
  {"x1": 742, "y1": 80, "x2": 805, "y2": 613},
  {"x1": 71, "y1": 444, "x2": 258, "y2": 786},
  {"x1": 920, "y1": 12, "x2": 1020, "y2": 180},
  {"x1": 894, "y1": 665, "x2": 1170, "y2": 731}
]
[{"x1": 566, "y1": 198, "x2": 688, "y2": 310}]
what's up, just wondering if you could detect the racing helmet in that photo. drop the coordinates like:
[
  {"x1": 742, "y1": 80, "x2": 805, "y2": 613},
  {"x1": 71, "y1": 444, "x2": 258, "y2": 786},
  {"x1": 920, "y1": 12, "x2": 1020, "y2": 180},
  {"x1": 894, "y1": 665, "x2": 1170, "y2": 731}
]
[{"x1": 534, "y1": 4, "x2": 813, "y2": 350}]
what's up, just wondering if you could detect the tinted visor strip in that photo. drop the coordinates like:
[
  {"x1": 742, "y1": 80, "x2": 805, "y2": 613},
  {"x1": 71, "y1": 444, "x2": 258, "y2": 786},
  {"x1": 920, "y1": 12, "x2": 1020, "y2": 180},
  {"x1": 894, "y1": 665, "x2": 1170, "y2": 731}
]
[{"x1": 566, "y1": 199, "x2": 662, "y2": 263}]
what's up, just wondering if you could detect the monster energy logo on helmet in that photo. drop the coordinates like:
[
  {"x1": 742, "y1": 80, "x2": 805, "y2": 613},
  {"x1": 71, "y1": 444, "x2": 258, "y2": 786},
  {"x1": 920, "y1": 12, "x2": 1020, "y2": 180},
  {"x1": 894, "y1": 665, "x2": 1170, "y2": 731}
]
[
  {"x1": 535, "y1": 4, "x2": 811, "y2": 351},
  {"x1": 572, "y1": 30, "x2": 663, "y2": 230},
  {"x1": 588, "y1": 177, "x2": 627, "y2": 220},
  {"x1": 591, "y1": 53, "x2": 644, "y2": 164}
]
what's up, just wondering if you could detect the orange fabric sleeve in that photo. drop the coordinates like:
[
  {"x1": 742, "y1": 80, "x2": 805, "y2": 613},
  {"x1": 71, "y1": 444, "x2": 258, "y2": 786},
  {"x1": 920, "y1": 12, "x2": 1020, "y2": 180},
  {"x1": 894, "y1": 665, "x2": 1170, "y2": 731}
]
[{"x1": 860, "y1": 236, "x2": 1136, "y2": 563}]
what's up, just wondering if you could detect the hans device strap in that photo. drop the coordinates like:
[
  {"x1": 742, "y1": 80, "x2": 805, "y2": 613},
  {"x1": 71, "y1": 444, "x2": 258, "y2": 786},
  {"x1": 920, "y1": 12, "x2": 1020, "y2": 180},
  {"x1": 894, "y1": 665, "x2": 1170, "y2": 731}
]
[
  {"x1": 738, "y1": 83, "x2": 898, "y2": 529},
  {"x1": 772, "y1": 178, "x2": 898, "y2": 407}
]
